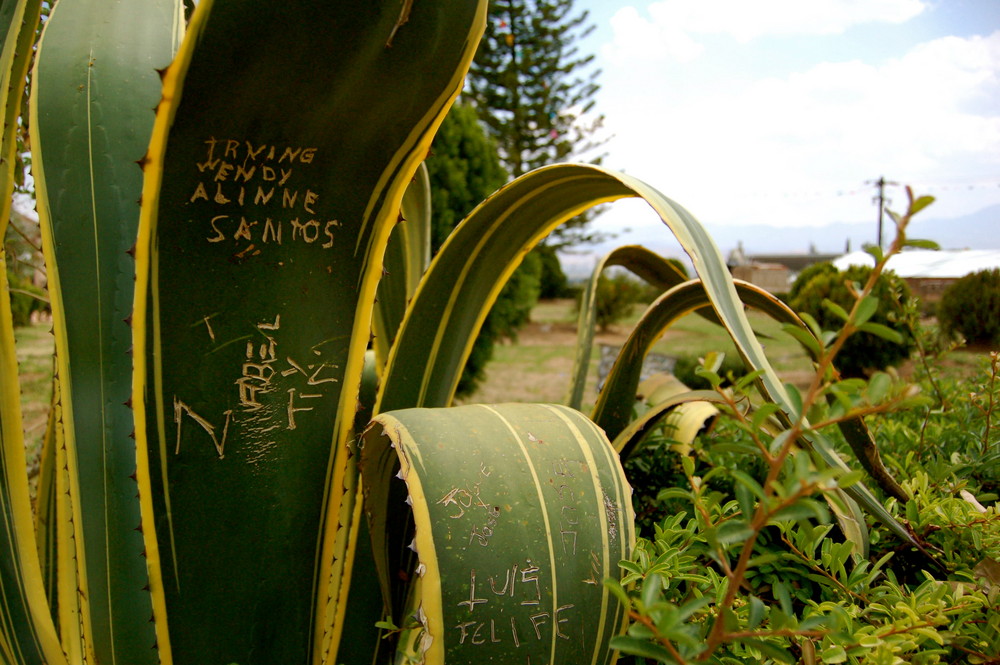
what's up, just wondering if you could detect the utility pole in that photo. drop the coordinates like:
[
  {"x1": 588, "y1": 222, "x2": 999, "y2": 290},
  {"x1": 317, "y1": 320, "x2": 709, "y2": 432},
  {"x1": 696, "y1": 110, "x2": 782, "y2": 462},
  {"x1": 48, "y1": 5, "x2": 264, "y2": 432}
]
[{"x1": 866, "y1": 176, "x2": 898, "y2": 248}]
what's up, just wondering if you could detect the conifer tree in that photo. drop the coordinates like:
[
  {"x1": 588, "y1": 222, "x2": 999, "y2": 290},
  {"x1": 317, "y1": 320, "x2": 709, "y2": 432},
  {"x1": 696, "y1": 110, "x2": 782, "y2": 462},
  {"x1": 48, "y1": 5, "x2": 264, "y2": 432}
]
[
  {"x1": 467, "y1": 0, "x2": 605, "y2": 249},
  {"x1": 468, "y1": 0, "x2": 604, "y2": 178}
]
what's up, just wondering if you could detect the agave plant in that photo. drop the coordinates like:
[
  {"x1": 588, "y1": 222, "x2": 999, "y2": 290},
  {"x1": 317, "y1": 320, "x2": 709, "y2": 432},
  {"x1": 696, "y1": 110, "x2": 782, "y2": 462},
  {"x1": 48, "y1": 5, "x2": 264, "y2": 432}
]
[{"x1": 0, "y1": 1, "x2": 924, "y2": 664}]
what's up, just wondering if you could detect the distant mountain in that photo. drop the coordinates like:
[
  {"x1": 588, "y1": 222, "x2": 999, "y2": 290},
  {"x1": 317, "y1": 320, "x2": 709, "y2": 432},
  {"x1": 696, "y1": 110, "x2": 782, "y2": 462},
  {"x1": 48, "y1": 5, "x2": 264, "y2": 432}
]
[
  {"x1": 559, "y1": 204, "x2": 1000, "y2": 281},
  {"x1": 708, "y1": 203, "x2": 1000, "y2": 256}
]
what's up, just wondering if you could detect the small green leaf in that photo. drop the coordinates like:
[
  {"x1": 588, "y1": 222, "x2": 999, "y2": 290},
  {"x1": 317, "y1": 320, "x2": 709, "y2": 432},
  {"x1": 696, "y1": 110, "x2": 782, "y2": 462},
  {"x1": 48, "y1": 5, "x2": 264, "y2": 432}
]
[
  {"x1": 603, "y1": 578, "x2": 631, "y2": 609},
  {"x1": 857, "y1": 322, "x2": 904, "y2": 344},
  {"x1": 769, "y1": 499, "x2": 829, "y2": 525},
  {"x1": 820, "y1": 644, "x2": 848, "y2": 663},
  {"x1": 854, "y1": 296, "x2": 878, "y2": 327},
  {"x1": 730, "y1": 470, "x2": 766, "y2": 502},
  {"x1": 680, "y1": 455, "x2": 695, "y2": 478},
  {"x1": 904, "y1": 238, "x2": 939, "y2": 250},
  {"x1": 781, "y1": 324, "x2": 822, "y2": 359},
  {"x1": 910, "y1": 195, "x2": 935, "y2": 215},
  {"x1": 609, "y1": 636, "x2": 677, "y2": 663},
  {"x1": 735, "y1": 638, "x2": 796, "y2": 663},
  {"x1": 735, "y1": 482, "x2": 754, "y2": 521},
  {"x1": 748, "y1": 595, "x2": 766, "y2": 629},
  {"x1": 785, "y1": 383, "x2": 803, "y2": 420},
  {"x1": 716, "y1": 520, "x2": 755, "y2": 545},
  {"x1": 773, "y1": 580, "x2": 794, "y2": 615},
  {"x1": 796, "y1": 311, "x2": 823, "y2": 340},
  {"x1": 837, "y1": 470, "x2": 865, "y2": 489},
  {"x1": 641, "y1": 572, "x2": 662, "y2": 608},
  {"x1": 751, "y1": 403, "x2": 782, "y2": 433},
  {"x1": 864, "y1": 244, "x2": 884, "y2": 263},
  {"x1": 867, "y1": 372, "x2": 891, "y2": 403},
  {"x1": 702, "y1": 351, "x2": 725, "y2": 374},
  {"x1": 822, "y1": 298, "x2": 851, "y2": 323}
]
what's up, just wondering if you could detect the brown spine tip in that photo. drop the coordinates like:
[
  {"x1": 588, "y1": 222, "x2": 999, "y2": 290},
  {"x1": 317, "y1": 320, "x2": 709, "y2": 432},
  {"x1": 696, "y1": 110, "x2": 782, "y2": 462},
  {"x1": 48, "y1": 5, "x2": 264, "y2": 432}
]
[
  {"x1": 124, "y1": 397, "x2": 133, "y2": 409},
  {"x1": 155, "y1": 66, "x2": 168, "y2": 81},
  {"x1": 126, "y1": 244, "x2": 137, "y2": 258},
  {"x1": 123, "y1": 314, "x2": 133, "y2": 327}
]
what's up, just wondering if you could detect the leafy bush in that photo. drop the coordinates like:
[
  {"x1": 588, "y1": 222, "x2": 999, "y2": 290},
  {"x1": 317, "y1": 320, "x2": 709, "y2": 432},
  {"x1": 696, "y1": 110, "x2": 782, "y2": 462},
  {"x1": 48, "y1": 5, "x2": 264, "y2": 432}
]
[
  {"x1": 789, "y1": 260, "x2": 836, "y2": 302},
  {"x1": 938, "y1": 268, "x2": 1000, "y2": 347},
  {"x1": 790, "y1": 264, "x2": 914, "y2": 377},
  {"x1": 613, "y1": 354, "x2": 1000, "y2": 665},
  {"x1": 536, "y1": 244, "x2": 571, "y2": 298},
  {"x1": 591, "y1": 272, "x2": 646, "y2": 331}
]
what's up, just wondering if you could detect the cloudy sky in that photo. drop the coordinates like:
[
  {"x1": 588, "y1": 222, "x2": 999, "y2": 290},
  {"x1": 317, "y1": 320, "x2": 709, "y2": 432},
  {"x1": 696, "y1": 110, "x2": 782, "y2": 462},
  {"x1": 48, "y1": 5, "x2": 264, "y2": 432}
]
[{"x1": 568, "y1": 0, "x2": 1000, "y2": 257}]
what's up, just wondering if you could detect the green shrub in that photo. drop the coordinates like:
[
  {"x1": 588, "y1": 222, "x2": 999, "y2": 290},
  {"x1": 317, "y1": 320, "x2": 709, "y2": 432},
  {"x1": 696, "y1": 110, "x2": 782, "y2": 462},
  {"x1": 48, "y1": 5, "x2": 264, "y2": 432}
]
[
  {"x1": 592, "y1": 272, "x2": 645, "y2": 331},
  {"x1": 790, "y1": 264, "x2": 914, "y2": 377},
  {"x1": 535, "y1": 244, "x2": 571, "y2": 298},
  {"x1": 938, "y1": 268, "x2": 1000, "y2": 346},
  {"x1": 789, "y1": 260, "x2": 837, "y2": 302},
  {"x1": 614, "y1": 354, "x2": 1000, "y2": 665}
]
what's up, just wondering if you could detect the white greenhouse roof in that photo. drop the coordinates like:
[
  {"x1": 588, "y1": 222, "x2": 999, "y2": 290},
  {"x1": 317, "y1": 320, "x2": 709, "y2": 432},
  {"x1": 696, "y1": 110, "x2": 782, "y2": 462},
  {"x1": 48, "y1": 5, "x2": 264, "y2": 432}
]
[{"x1": 833, "y1": 249, "x2": 1000, "y2": 279}]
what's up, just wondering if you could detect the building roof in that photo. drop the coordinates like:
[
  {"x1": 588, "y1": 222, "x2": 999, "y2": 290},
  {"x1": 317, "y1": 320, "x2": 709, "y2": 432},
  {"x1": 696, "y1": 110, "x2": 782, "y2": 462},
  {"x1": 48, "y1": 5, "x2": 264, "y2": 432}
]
[{"x1": 833, "y1": 249, "x2": 1000, "y2": 279}]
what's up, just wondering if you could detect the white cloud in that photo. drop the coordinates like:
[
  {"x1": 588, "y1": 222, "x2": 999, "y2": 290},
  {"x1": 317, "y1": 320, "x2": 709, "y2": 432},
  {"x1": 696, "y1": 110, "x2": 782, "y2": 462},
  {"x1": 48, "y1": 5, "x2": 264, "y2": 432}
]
[
  {"x1": 595, "y1": 30, "x2": 1000, "y2": 232},
  {"x1": 605, "y1": 0, "x2": 927, "y2": 63}
]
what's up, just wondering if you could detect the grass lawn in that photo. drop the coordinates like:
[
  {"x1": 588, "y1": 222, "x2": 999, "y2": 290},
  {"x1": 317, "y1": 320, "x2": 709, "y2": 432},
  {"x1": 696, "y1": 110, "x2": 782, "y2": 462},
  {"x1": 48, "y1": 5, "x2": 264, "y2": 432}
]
[
  {"x1": 465, "y1": 298, "x2": 990, "y2": 407},
  {"x1": 9, "y1": 299, "x2": 989, "y2": 473},
  {"x1": 465, "y1": 298, "x2": 816, "y2": 407}
]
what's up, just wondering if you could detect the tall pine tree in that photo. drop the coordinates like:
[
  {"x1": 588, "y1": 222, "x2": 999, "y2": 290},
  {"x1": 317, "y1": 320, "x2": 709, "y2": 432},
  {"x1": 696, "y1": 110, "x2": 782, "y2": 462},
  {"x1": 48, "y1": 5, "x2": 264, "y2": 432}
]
[{"x1": 467, "y1": 0, "x2": 605, "y2": 252}]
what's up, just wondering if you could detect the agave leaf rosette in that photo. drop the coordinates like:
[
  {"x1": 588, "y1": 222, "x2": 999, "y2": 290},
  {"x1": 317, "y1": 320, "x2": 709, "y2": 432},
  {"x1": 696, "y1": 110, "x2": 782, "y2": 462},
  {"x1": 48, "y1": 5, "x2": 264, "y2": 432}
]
[
  {"x1": 362, "y1": 403, "x2": 634, "y2": 665},
  {"x1": 131, "y1": 1, "x2": 485, "y2": 663},
  {"x1": 377, "y1": 164, "x2": 910, "y2": 548}
]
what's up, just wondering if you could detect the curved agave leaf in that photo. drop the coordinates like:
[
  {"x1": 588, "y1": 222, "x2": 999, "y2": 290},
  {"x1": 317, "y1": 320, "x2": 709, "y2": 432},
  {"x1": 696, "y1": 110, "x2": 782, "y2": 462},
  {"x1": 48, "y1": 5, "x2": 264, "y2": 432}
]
[
  {"x1": 568, "y1": 245, "x2": 690, "y2": 410},
  {"x1": 131, "y1": 2, "x2": 485, "y2": 663},
  {"x1": 630, "y1": 373, "x2": 720, "y2": 457},
  {"x1": 0, "y1": 1, "x2": 67, "y2": 662},
  {"x1": 373, "y1": 162, "x2": 433, "y2": 369},
  {"x1": 614, "y1": 388, "x2": 723, "y2": 460},
  {"x1": 33, "y1": 386, "x2": 58, "y2": 626},
  {"x1": 361, "y1": 403, "x2": 634, "y2": 665},
  {"x1": 29, "y1": 0, "x2": 183, "y2": 660}
]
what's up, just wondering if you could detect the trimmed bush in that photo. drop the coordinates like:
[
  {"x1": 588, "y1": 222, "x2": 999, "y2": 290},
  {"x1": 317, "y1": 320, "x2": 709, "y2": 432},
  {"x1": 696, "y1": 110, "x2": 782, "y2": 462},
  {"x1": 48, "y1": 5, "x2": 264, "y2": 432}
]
[
  {"x1": 593, "y1": 272, "x2": 645, "y2": 331},
  {"x1": 788, "y1": 261, "x2": 837, "y2": 303},
  {"x1": 790, "y1": 264, "x2": 914, "y2": 377},
  {"x1": 938, "y1": 268, "x2": 1000, "y2": 346}
]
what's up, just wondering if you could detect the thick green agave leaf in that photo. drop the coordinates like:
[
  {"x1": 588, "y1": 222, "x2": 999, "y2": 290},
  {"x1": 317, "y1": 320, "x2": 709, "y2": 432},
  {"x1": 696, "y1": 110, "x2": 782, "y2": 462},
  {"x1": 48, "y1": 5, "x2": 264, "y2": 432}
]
[
  {"x1": 131, "y1": 2, "x2": 485, "y2": 663},
  {"x1": 373, "y1": 162, "x2": 433, "y2": 369},
  {"x1": 0, "y1": 1, "x2": 66, "y2": 662},
  {"x1": 362, "y1": 403, "x2": 634, "y2": 665},
  {"x1": 29, "y1": 0, "x2": 183, "y2": 661}
]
